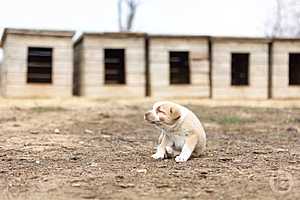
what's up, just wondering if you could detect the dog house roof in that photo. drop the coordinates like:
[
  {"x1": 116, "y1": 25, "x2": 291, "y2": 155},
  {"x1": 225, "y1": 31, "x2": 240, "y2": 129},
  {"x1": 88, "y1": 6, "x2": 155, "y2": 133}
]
[
  {"x1": 74, "y1": 31, "x2": 147, "y2": 47},
  {"x1": 0, "y1": 28, "x2": 75, "y2": 47}
]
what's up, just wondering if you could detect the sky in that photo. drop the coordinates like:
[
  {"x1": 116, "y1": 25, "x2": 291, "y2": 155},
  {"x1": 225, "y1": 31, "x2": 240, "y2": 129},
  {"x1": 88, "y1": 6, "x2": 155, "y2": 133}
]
[
  {"x1": 0, "y1": 0, "x2": 276, "y2": 36},
  {"x1": 0, "y1": 0, "x2": 276, "y2": 60}
]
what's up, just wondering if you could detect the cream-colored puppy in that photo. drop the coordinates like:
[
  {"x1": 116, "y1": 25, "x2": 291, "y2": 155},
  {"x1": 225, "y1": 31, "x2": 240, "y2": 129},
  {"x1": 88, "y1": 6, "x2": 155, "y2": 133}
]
[{"x1": 144, "y1": 101, "x2": 206, "y2": 162}]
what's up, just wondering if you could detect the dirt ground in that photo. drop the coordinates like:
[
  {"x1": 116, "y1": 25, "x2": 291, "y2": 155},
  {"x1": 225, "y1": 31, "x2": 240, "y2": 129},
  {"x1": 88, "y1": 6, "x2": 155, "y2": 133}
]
[{"x1": 0, "y1": 98, "x2": 299, "y2": 200}]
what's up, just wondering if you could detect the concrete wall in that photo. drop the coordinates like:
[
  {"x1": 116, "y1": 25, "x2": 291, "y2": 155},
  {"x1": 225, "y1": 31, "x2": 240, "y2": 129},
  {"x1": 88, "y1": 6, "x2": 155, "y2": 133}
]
[
  {"x1": 212, "y1": 39, "x2": 269, "y2": 99},
  {"x1": 0, "y1": 42, "x2": 8, "y2": 97},
  {"x1": 272, "y1": 40, "x2": 300, "y2": 99},
  {"x1": 1, "y1": 34, "x2": 73, "y2": 97},
  {"x1": 149, "y1": 37, "x2": 210, "y2": 98},
  {"x1": 0, "y1": 48, "x2": 4, "y2": 96},
  {"x1": 75, "y1": 35, "x2": 145, "y2": 98}
]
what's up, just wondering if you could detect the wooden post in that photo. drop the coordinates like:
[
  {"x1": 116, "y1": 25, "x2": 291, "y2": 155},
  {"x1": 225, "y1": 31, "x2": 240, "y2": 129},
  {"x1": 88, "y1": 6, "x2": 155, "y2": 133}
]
[
  {"x1": 268, "y1": 41, "x2": 273, "y2": 99},
  {"x1": 208, "y1": 38, "x2": 213, "y2": 99},
  {"x1": 145, "y1": 35, "x2": 150, "y2": 97}
]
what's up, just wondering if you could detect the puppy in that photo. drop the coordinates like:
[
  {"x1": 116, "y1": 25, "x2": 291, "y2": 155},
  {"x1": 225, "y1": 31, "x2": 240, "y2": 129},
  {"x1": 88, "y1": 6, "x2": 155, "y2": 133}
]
[{"x1": 144, "y1": 101, "x2": 206, "y2": 162}]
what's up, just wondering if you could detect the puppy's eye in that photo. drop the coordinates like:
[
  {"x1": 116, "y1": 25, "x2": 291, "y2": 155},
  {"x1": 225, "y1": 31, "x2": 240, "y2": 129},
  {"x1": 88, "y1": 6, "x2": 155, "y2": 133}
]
[{"x1": 157, "y1": 107, "x2": 166, "y2": 115}]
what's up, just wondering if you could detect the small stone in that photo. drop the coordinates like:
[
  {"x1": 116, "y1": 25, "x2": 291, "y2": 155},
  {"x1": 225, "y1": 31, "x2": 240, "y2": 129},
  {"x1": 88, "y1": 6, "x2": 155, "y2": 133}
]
[
  {"x1": 43, "y1": 177, "x2": 48, "y2": 182},
  {"x1": 275, "y1": 148, "x2": 288, "y2": 153},
  {"x1": 30, "y1": 130, "x2": 39, "y2": 134},
  {"x1": 287, "y1": 127, "x2": 299, "y2": 133},
  {"x1": 71, "y1": 183, "x2": 81, "y2": 187},
  {"x1": 199, "y1": 170, "x2": 208, "y2": 175},
  {"x1": 233, "y1": 159, "x2": 242, "y2": 163},
  {"x1": 54, "y1": 129, "x2": 60, "y2": 134},
  {"x1": 90, "y1": 162, "x2": 97, "y2": 167},
  {"x1": 115, "y1": 175, "x2": 124, "y2": 179},
  {"x1": 35, "y1": 160, "x2": 40, "y2": 164},
  {"x1": 205, "y1": 188, "x2": 214, "y2": 193},
  {"x1": 98, "y1": 113, "x2": 110, "y2": 119},
  {"x1": 79, "y1": 141, "x2": 84, "y2": 145},
  {"x1": 248, "y1": 174, "x2": 254, "y2": 180},
  {"x1": 70, "y1": 156, "x2": 80, "y2": 161},
  {"x1": 81, "y1": 194, "x2": 97, "y2": 199},
  {"x1": 136, "y1": 169, "x2": 147, "y2": 173},
  {"x1": 101, "y1": 135, "x2": 111, "y2": 139},
  {"x1": 84, "y1": 129, "x2": 93, "y2": 134},
  {"x1": 170, "y1": 171, "x2": 181, "y2": 177}
]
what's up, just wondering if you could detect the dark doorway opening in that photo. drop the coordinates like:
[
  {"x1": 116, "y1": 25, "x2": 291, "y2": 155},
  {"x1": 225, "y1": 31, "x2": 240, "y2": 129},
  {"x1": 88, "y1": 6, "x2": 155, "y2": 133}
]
[
  {"x1": 169, "y1": 51, "x2": 190, "y2": 84},
  {"x1": 289, "y1": 53, "x2": 300, "y2": 85},
  {"x1": 104, "y1": 49, "x2": 126, "y2": 84},
  {"x1": 231, "y1": 53, "x2": 249, "y2": 86},
  {"x1": 27, "y1": 47, "x2": 53, "y2": 84}
]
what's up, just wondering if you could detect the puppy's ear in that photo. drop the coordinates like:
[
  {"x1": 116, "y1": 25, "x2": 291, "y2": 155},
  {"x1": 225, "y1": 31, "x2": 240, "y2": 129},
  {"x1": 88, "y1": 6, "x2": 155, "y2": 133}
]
[{"x1": 170, "y1": 106, "x2": 181, "y2": 120}]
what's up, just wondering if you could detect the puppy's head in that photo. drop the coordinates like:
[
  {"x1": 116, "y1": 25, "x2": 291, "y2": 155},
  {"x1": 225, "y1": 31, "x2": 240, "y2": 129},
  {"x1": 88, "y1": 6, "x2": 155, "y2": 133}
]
[{"x1": 144, "y1": 101, "x2": 181, "y2": 128}]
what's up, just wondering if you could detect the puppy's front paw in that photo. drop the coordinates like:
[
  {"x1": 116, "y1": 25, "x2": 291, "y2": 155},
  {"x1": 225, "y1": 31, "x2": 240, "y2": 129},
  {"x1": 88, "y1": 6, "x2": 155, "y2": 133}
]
[
  {"x1": 175, "y1": 155, "x2": 188, "y2": 162},
  {"x1": 151, "y1": 152, "x2": 165, "y2": 160}
]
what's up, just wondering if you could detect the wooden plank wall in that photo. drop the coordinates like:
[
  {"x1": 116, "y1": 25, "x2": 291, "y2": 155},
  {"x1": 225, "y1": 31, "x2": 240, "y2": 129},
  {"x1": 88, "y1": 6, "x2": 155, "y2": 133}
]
[
  {"x1": 149, "y1": 37, "x2": 210, "y2": 98},
  {"x1": 1, "y1": 34, "x2": 73, "y2": 97},
  {"x1": 76, "y1": 35, "x2": 145, "y2": 98},
  {"x1": 0, "y1": 40, "x2": 8, "y2": 96},
  {"x1": 272, "y1": 40, "x2": 300, "y2": 99},
  {"x1": 0, "y1": 49, "x2": 3, "y2": 96},
  {"x1": 212, "y1": 40, "x2": 269, "y2": 99}
]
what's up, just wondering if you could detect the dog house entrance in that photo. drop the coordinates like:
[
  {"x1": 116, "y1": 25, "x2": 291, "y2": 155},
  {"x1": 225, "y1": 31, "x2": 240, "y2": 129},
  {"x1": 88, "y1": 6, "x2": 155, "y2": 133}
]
[
  {"x1": 27, "y1": 47, "x2": 53, "y2": 83},
  {"x1": 231, "y1": 53, "x2": 249, "y2": 86},
  {"x1": 104, "y1": 49, "x2": 125, "y2": 84},
  {"x1": 169, "y1": 51, "x2": 190, "y2": 84},
  {"x1": 289, "y1": 53, "x2": 300, "y2": 85}
]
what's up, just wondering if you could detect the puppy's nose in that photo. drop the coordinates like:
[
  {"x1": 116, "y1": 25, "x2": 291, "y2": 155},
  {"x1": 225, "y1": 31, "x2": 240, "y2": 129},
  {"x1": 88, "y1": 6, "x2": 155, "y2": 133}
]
[{"x1": 144, "y1": 111, "x2": 151, "y2": 120}]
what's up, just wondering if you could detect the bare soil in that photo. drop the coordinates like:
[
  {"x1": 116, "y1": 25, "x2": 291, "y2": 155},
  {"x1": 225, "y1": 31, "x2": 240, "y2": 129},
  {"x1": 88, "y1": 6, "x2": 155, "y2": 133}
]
[{"x1": 0, "y1": 99, "x2": 299, "y2": 200}]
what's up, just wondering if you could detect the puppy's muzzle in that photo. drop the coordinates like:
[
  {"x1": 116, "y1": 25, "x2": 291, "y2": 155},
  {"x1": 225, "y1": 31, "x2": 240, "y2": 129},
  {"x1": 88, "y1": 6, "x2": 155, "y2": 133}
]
[
  {"x1": 144, "y1": 111, "x2": 160, "y2": 124},
  {"x1": 144, "y1": 111, "x2": 152, "y2": 120}
]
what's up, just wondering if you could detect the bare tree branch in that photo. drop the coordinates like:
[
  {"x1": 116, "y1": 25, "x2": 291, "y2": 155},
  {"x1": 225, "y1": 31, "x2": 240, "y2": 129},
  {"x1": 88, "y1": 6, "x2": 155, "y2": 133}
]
[
  {"x1": 118, "y1": 0, "x2": 124, "y2": 31},
  {"x1": 266, "y1": 0, "x2": 300, "y2": 37},
  {"x1": 290, "y1": 0, "x2": 300, "y2": 36},
  {"x1": 126, "y1": 1, "x2": 138, "y2": 31},
  {"x1": 118, "y1": 0, "x2": 141, "y2": 32},
  {"x1": 272, "y1": 0, "x2": 283, "y2": 37}
]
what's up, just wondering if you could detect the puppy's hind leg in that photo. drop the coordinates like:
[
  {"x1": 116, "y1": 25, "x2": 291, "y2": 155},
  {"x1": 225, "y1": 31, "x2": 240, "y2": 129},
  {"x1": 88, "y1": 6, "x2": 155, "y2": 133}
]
[
  {"x1": 193, "y1": 141, "x2": 206, "y2": 157},
  {"x1": 175, "y1": 133, "x2": 198, "y2": 162}
]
